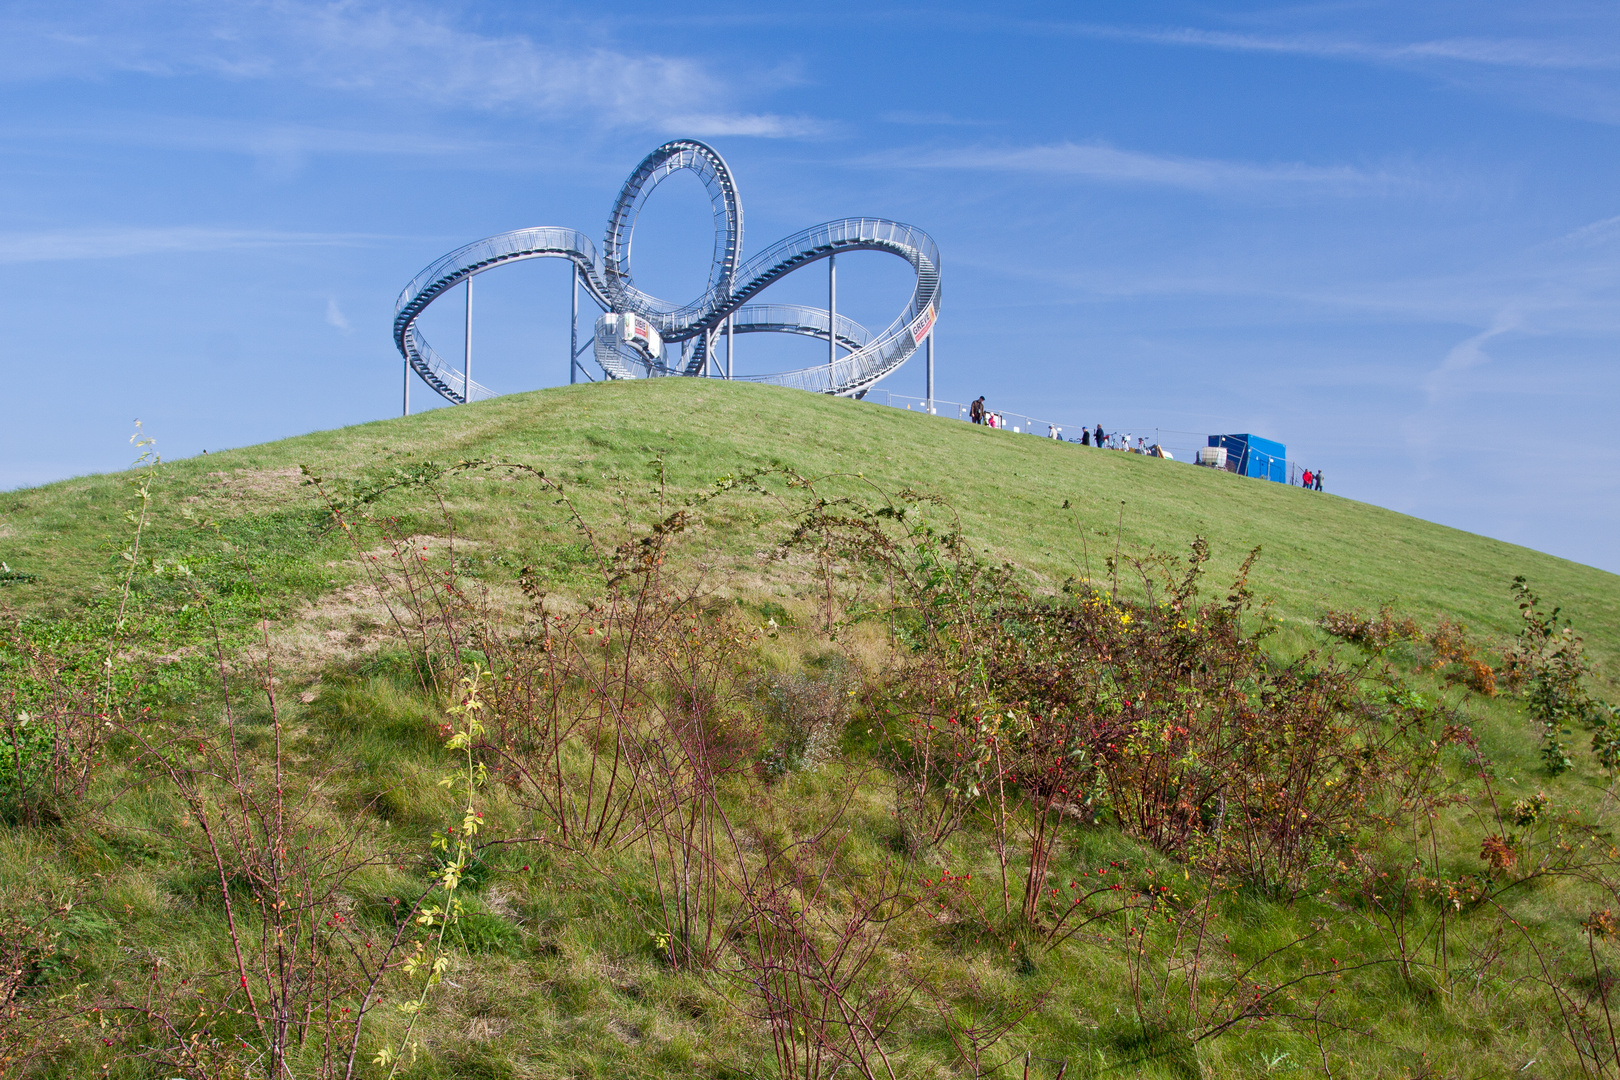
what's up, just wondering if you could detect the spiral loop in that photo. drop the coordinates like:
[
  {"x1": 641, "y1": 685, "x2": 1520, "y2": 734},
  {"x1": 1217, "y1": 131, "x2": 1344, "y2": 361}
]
[{"x1": 394, "y1": 139, "x2": 940, "y2": 401}]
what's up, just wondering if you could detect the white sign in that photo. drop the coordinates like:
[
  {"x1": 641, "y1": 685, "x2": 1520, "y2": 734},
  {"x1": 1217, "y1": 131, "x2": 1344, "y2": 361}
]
[{"x1": 909, "y1": 303, "x2": 936, "y2": 346}]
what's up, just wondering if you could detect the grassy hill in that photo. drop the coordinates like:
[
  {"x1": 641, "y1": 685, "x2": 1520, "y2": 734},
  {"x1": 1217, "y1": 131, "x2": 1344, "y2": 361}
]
[
  {"x1": 3, "y1": 377, "x2": 1619, "y2": 1079},
  {"x1": 7, "y1": 378, "x2": 1617, "y2": 677}
]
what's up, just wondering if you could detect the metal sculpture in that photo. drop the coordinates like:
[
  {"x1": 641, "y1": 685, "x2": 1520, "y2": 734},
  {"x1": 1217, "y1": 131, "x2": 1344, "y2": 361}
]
[{"x1": 393, "y1": 139, "x2": 940, "y2": 410}]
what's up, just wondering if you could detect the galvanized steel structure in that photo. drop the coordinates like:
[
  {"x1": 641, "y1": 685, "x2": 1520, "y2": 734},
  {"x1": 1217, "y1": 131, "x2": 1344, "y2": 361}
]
[{"x1": 394, "y1": 139, "x2": 941, "y2": 410}]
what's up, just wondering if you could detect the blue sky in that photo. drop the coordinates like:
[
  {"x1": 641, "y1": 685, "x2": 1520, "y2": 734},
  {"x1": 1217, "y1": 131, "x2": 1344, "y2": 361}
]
[{"x1": 3, "y1": 1, "x2": 1618, "y2": 572}]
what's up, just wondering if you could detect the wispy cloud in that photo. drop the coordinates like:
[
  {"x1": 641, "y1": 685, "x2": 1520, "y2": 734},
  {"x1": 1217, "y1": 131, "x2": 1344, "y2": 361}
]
[
  {"x1": 1423, "y1": 312, "x2": 1523, "y2": 403},
  {"x1": 0, "y1": 116, "x2": 498, "y2": 180},
  {"x1": 0, "y1": 227, "x2": 377, "y2": 264},
  {"x1": 663, "y1": 113, "x2": 826, "y2": 138},
  {"x1": 868, "y1": 141, "x2": 1424, "y2": 196},
  {"x1": 1046, "y1": 22, "x2": 1619, "y2": 71},
  {"x1": 879, "y1": 110, "x2": 994, "y2": 128},
  {"x1": 325, "y1": 297, "x2": 351, "y2": 333},
  {"x1": 0, "y1": 1, "x2": 813, "y2": 137},
  {"x1": 1550, "y1": 212, "x2": 1620, "y2": 249}
]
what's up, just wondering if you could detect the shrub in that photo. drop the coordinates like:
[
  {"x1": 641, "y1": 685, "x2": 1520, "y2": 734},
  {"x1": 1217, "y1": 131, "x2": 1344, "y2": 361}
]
[
  {"x1": 1319, "y1": 605, "x2": 1422, "y2": 651},
  {"x1": 859, "y1": 527, "x2": 1437, "y2": 898},
  {"x1": 1508, "y1": 577, "x2": 1606, "y2": 775},
  {"x1": 754, "y1": 664, "x2": 855, "y2": 778},
  {"x1": 0, "y1": 625, "x2": 109, "y2": 825}
]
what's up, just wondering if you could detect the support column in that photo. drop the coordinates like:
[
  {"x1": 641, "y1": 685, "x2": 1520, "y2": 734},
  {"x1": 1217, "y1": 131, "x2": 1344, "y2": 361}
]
[
  {"x1": 570, "y1": 265, "x2": 578, "y2": 385},
  {"x1": 828, "y1": 253, "x2": 837, "y2": 379},
  {"x1": 403, "y1": 355, "x2": 410, "y2": 417},
  {"x1": 726, "y1": 312, "x2": 734, "y2": 379},
  {"x1": 463, "y1": 275, "x2": 473, "y2": 403},
  {"x1": 926, "y1": 330, "x2": 934, "y2": 415}
]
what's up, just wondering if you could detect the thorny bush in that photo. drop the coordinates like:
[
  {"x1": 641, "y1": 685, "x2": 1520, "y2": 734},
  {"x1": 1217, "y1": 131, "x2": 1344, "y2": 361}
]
[
  {"x1": 1319, "y1": 606, "x2": 1496, "y2": 697},
  {"x1": 0, "y1": 630, "x2": 108, "y2": 826},
  {"x1": 837, "y1": 521, "x2": 1444, "y2": 897}
]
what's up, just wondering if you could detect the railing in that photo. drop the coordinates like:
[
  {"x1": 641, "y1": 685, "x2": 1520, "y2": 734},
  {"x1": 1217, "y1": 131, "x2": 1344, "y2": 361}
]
[
  {"x1": 864, "y1": 390, "x2": 1071, "y2": 438},
  {"x1": 857, "y1": 402, "x2": 1312, "y2": 481},
  {"x1": 403, "y1": 325, "x2": 495, "y2": 402},
  {"x1": 716, "y1": 218, "x2": 940, "y2": 396},
  {"x1": 396, "y1": 140, "x2": 942, "y2": 405},
  {"x1": 730, "y1": 304, "x2": 871, "y2": 350},
  {"x1": 395, "y1": 227, "x2": 607, "y2": 324}
]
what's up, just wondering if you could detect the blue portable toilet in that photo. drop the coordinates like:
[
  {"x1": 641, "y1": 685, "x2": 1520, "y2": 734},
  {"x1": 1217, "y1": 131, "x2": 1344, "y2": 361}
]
[{"x1": 1209, "y1": 434, "x2": 1287, "y2": 483}]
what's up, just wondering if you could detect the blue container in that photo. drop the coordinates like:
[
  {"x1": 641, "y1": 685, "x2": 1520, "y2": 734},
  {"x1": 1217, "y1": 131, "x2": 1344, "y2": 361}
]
[{"x1": 1208, "y1": 434, "x2": 1287, "y2": 483}]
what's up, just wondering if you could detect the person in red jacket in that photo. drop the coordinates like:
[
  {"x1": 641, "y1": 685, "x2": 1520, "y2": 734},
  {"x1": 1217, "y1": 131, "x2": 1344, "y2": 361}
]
[{"x1": 1302, "y1": 469, "x2": 1313, "y2": 488}]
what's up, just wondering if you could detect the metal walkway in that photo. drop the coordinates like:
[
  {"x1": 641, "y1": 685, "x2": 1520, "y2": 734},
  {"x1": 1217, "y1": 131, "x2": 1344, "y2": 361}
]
[{"x1": 394, "y1": 139, "x2": 941, "y2": 405}]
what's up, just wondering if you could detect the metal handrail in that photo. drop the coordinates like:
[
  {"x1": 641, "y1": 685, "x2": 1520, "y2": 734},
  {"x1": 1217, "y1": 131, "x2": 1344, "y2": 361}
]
[
  {"x1": 860, "y1": 398, "x2": 1298, "y2": 476},
  {"x1": 393, "y1": 226, "x2": 608, "y2": 405},
  {"x1": 393, "y1": 139, "x2": 941, "y2": 405}
]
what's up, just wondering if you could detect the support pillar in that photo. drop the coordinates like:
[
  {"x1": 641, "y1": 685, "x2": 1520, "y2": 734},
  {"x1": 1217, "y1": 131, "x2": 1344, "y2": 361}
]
[
  {"x1": 726, "y1": 312, "x2": 734, "y2": 379},
  {"x1": 926, "y1": 330, "x2": 934, "y2": 415},
  {"x1": 828, "y1": 253, "x2": 837, "y2": 380},
  {"x1": 570, "y1": 265, "x2": 579, "y2": 385},
  {"x1": 403, "y1": 355, "x2": 410, "y2": 417},
  {"x1": 463, "y1": 275, "x2": 473, "y2": 403}
]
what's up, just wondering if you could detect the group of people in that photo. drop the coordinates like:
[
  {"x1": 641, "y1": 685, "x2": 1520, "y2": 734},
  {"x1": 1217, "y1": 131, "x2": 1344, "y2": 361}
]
[
  {"x1": 1082, "y1": 424, "x2": 1151, "y2": 452},
  {"x1": 969, "y1": 401, "x2": 1146, "y2": 454},
  {"x1": 1300, "y1": 468, "x2": 1325, "y2": 492},
  {"x1": 1087, "y1": 426, "x2": 1135, "y2": 450},
  {"x1": 972, "y1": 399, "x2": 1288, "y2": 472}
]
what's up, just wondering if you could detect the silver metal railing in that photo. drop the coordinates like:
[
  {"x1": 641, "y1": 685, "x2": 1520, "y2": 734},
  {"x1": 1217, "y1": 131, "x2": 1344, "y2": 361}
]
[
  {"x1": 394, "y1": 140, "x2": 942, "y2": 407},
  {"x1": 856, "y1": 402, "x2": 1312, "y2": 480}
]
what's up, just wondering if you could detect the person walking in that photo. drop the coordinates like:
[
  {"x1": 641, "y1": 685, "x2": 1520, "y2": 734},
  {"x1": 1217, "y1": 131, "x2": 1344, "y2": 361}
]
[
  {"x1": 1094, "y1": 423, "x2": 1105, "y2": 447},
  {"x1": 970, "y1": 396, "x2": 985, "y2": 425},
  {"x1": 1314, "y1": 469, "x2": 1324, "y2": 492},
  {"x1": 1081, "y1": 428, "x2": 1090, "y2": 446}
]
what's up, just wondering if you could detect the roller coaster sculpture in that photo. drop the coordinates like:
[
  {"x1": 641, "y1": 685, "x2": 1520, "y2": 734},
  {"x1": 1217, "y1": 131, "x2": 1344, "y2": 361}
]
[{"x1": 394, "y1": 139, "x2": 940, "y2": 408}]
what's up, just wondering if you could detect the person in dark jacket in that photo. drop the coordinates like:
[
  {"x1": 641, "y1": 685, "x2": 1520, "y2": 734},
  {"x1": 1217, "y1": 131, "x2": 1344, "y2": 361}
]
[
  {"x1": 970, "y1": 397, "x2": 986, "y2": 424},
  {"x1": 1080, "y1": 428, "x2": 1090, "y2": 446},
  {"x1": 1314, "y1": 469, "x2": 1324, "y2": 492},
  {"x1": 1094, "y1": 424, "x2": 1105, "y2": 447}
]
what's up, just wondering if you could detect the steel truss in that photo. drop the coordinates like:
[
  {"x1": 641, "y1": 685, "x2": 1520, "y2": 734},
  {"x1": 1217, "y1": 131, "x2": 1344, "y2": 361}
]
[{"x1": 393, "y1": 139, "x2": 941, "y2": 404}]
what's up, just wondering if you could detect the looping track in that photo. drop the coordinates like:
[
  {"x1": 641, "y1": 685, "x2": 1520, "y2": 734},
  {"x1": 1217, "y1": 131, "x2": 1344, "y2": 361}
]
[{"x1": 394, "y1": 139, "x2": 940, "y2": 403}]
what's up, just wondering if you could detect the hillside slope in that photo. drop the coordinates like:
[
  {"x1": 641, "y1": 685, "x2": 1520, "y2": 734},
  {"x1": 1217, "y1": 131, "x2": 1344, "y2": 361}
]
[
  {"x1": 4, "y1": 378, "x2": 1620, "y2": 1079},
  {"x1": 4, "y1": 377, "x2": 1616, "y2": 682}
]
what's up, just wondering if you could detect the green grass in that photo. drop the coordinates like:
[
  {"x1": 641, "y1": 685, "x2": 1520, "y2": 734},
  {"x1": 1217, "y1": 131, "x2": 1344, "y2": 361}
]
[
  {"x1": 2, "y1": 377, "x2": 1618, "y2": 1078},
  {"x1": 6, "y1": 377, "x2": 1614, "y2": 682}
]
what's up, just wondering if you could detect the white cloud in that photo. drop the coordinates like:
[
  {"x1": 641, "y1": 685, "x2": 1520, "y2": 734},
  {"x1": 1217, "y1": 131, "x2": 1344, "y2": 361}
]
[
  {"x1": 0, "y1": 1, "x2": 811, "y2": 137},
  {"x1": 1019, "y1": 17, "x2": 1620, "y2": 126},
  {"x1": 879, "y1": 110, "x2": 994, "y2": 127},
  {"x1": 872, "y1": 141, "x2": 1423, "y2": 196},
  {"x1": 0, "y1": 116, "x2": 500, "y2": 181},
  {"x1": 1551, "y1": 213, "x2": 1620, "y2": 249},
  {"x1": 325, "y1": 297, "x2": 351, "y2": 332},
  {"x1": 1047, "y1": 22, "x2": 1619, "y2": 71},
  {"x1": 1423, "y1": 313, "x2": 1522, "y2": 403},
  {"x1": 663, "y1": 113, "x2": 826, "y2": 138},
  {"x1": 0, "y1": 227, "x2": 375, "y2": 264}
]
